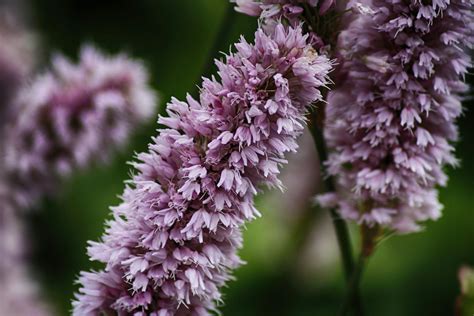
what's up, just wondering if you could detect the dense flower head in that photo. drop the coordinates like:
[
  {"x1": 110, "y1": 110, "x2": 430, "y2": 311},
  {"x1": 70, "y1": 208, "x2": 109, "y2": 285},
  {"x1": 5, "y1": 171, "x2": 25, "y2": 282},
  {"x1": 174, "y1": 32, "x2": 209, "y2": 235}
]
[
  {"x1": 320, "y1": 0, "x2": 473, "y2": 232},
  {"x1": 73, "y1": 23, "x2": 331, "y2": 315},
  {"x1": 2, "y1": 45, "x2": 156, "y2": 210}
]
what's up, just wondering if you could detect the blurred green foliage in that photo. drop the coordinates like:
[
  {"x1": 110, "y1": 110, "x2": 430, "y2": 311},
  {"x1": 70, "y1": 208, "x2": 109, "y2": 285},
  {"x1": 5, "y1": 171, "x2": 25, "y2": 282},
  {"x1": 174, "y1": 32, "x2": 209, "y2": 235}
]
[{"x1": 26, "y1": 0, "x2": 474, "y2": 315}]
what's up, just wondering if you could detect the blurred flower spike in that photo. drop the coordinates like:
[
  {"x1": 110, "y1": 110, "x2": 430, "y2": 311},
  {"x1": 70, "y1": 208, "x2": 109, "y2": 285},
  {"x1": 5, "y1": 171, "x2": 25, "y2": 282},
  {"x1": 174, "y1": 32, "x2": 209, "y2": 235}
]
[{"x1": 3, "y1": 45, "x2": 157, "y2": 210}]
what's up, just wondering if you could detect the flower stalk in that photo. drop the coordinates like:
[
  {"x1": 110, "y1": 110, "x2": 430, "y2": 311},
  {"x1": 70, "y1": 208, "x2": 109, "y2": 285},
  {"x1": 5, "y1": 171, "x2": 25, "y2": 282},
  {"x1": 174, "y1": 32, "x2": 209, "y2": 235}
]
[
  {"x1": 309, "y1": 108, "x2": 363, "y2": 315},
  {"x1": 338, "y1": 252, "x2": 367, "y2": 316},
  {"x1": 309, "y1": 108, "x2": 355, "y2": 282},
  {"x1": 338, "y1": 224, "x2": 384, "y2": 316}
]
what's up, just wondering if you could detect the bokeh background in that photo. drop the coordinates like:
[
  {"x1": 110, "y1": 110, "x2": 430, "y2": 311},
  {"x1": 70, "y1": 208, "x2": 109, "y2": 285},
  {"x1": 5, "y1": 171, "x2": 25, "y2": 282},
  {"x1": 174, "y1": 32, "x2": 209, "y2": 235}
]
[{"x1": 6, "y1": 0, "x2": 473, "y2": 315}]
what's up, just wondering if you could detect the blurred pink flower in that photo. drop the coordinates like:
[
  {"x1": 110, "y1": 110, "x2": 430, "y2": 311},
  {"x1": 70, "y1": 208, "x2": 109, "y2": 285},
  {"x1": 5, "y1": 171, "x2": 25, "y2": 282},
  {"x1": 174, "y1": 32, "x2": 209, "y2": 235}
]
[{"x1": 3, "y1": 45, "x2": 157, "y2": 210}]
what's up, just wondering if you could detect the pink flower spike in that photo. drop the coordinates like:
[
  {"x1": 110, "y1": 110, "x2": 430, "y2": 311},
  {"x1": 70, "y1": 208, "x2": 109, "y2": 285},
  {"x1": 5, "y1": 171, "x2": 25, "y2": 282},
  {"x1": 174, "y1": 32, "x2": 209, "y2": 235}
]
[{"x1": 73, "y1": 24, "x2": 332, "y2": 315}]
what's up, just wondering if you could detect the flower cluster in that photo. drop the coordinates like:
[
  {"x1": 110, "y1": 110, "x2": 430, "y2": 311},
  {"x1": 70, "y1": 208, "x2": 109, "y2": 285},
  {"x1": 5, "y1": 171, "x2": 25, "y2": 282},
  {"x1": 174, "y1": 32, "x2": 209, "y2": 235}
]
[
  {"x1": 233, "y1": 0, "x2": 334, "y2": 20},
  {"x1": 320, "y1": 0, "x2": 473, "y2": 232},
  {"x1": 2, "y1": 45, "x2": 156, "y2": 210},
  {"x1": 73, "y1": 24, "x2": 331, "y2": 315},
  {"x1": 232, "y1": 0, "x2": 336, "y2": 48}
]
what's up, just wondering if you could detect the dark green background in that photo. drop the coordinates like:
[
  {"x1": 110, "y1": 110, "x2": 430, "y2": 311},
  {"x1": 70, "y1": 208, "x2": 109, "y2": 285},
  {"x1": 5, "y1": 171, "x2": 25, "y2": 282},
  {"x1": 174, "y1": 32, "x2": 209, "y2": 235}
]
[{"x1": 24, "y1": 1, "x2": 474, "y2": 315}]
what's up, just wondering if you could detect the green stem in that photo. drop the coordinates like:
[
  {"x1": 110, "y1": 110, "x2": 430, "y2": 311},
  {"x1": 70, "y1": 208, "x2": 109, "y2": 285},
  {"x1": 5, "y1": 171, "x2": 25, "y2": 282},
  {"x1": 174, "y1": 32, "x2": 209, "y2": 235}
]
[
  {"x1": 309, "y1": 109, "x2": 363, "y2": 315},
  {"x1": 330, "y1": 206, "x2": 357, "y2": 283},
  {"x1": 308, "y1": 110, "x2": 355, "y2": 282},
  {"x1": 339, "y1": 223, "x2": 381, "y2": 316},
  {"x1": 338, "y1": 253, "x2": 368, "y2": 316}
]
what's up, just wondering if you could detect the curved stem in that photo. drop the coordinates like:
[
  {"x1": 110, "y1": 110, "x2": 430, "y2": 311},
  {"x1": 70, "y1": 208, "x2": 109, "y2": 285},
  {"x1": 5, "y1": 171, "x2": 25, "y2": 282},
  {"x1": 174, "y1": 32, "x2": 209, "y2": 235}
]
[
  {"x1": 338, "y1": 224, "x2": 380, "y2": 316},
  {"x1": 338, "y1": 253, "x2": 367, "y2": 316},
  {"x1": 329, "y1": 207, "x2": 357, "y2": 282},
  {"x1": 309, "y1": 108, "x2": 364, "y2": 315},
  {"x1": 308, "y1": 109, "x2": 355, "y2": 282}
]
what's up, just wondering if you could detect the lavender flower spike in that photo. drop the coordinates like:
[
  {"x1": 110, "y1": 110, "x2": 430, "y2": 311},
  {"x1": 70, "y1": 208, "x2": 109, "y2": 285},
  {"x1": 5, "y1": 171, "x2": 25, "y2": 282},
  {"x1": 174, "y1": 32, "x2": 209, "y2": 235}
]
[
  {"x1": 3, "y1": 45, "x2": 156, "y2": 210},
  {"x1": 320, "y1": 0, "x2": 473, "y2": 233},
  {"x1": 74, "y1": 24, "x2": 331, "y2": 315}
]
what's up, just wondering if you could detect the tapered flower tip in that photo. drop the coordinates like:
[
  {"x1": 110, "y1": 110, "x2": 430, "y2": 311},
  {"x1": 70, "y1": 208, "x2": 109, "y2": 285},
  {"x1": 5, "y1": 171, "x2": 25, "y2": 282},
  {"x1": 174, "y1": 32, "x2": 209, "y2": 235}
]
[{"x1": 231, "y1": 0, "x2": 262, "y2": 16}]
